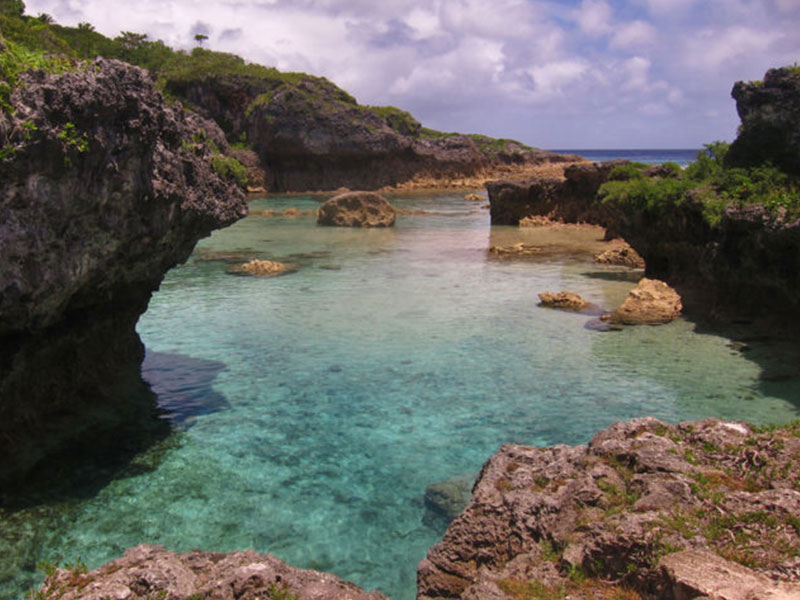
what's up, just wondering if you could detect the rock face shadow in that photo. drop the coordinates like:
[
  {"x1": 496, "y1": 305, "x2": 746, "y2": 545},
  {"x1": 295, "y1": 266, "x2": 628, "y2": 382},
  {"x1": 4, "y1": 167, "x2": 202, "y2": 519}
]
[{"x1": 142, "y1": 350, "x2": 230, "y2": 427}]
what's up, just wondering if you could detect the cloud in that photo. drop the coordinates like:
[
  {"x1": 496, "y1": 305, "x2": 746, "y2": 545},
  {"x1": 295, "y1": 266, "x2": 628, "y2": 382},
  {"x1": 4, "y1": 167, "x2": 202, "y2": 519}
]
[{"x1": 20, "y1": 0, "x2": 800, "y2": 148}]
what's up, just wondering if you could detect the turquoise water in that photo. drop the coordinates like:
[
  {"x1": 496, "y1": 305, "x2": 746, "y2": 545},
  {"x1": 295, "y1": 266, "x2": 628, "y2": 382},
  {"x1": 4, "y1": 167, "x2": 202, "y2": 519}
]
[{"x1": 3, "y1": 192, "x2": 799, "y2": 600}]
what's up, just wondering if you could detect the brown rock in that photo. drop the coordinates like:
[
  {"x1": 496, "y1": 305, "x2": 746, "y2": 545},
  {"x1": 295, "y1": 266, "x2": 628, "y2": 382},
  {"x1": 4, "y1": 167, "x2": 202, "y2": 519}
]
[
  {"x1": 317, "y1": 191, "x2": 396, "y2": 227},
  {"x1": 418, "y1": 417, "x2": 800, "y2": 600},
  {"x1": 594, "y1": 239, "x2": 645, "y2": 269},
  {"x1": 538, "y1": 291, "x2": 589, "y2": 311},
  {"x1": 606, "y1": 278, "x2": 682, "y2": 325},
  {"x1": 464, "y1": 193, "x2": 483, "y2": 202},
  {"x1": 38, "y1": 544, "x2": 388, "y2": 600},
  {"x1": 227, "y1": 259, "x2": 294, "y2": 276}
]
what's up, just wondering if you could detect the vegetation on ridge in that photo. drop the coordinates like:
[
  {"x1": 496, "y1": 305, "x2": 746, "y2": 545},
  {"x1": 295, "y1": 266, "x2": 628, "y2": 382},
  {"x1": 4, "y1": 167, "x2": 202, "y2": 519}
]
[{"x1": 598, "y1": 141, "x2": 800, "y2": 225}]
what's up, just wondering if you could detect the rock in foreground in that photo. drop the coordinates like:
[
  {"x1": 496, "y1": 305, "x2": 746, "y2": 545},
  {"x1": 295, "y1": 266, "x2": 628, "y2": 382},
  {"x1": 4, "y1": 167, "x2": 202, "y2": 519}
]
[
  {"x1": 606, "y1": 278, "x2": 682, "y2": 325},
  {"x1": 38, "y1": 544, "x2": 388, "y2": 600},
  {"x1": 317, "y1": 191, "x2": 396, "y2": 227},
  {"x1": 418, "y1": 418, "x2": 800, "y2": 600}
]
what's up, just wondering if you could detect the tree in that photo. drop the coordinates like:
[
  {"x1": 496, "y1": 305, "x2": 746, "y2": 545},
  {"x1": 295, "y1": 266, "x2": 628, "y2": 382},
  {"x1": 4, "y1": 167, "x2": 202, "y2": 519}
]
[
  {"x1": 115, "y1": 31, "x2": 148, "y2": 51},
  {"x1": 194, "y1": 33, "x2": 208, "y2": 46},
  {"x1": 0, "y1": 0, "x2": 25, "y2": 17},
  {"x1": 77, "y1": 22, "x2": 95, "y2": 32},
  {"x1": 36, "y1": 12, "x2": 53, "y2": 23}
]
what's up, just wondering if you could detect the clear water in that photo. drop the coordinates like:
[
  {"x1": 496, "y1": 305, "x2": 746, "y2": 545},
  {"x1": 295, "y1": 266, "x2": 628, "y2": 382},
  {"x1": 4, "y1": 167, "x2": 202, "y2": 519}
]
[
  {"x1": 553, "y1": 148, "x2": 699, "y2": 166},
  {"x1": 3, "y1": 192, "x2": 799, "y2": 600}
]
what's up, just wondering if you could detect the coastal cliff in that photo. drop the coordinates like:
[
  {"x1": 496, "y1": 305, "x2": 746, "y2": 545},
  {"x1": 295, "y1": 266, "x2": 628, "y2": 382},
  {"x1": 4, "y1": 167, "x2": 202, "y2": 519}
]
[
  {"x1": 170, "y1": 69, "x2": 575, "y2": 191},
  {"x1": 0, "y1": 59, "x2": 247, "y2": 484}
]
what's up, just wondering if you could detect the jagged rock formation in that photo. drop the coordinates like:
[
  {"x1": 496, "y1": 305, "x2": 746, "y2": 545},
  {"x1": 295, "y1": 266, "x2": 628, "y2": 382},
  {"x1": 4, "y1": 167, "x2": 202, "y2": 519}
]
[
  {"x1": 171, "y1": 74, "x2": 576, "y2": 192},
  {"x1": 418, "y1": 418, "x2": 800, "y2": 600},
  {"x1": 486, "y1": 161, "x2": 625, "y2": 225},
  {"x1": 594, "y1": 239, "x2": 645, "y2": 268},
  {"x1": 0, "y1": 59, "x2": 247, "y2": 484},
  {"x1": 727, "y1": 66, "x2": 800, "y2": 176},
  {"x1": 604, "y1": 278, "x2": 682, "y2": 325},
  {"x1": 38, "y1": 544, "x2": 388, "y2": 600},
  {"x1": 317, "y1": 191, "x2": 397, "y2": 227}
]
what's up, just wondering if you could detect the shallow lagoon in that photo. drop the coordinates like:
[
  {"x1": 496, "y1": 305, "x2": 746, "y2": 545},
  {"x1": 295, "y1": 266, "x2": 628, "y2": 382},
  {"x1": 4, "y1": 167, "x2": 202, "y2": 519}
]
[{"x1": 3, "y1": 192, "x2": 799, "y2": 600}]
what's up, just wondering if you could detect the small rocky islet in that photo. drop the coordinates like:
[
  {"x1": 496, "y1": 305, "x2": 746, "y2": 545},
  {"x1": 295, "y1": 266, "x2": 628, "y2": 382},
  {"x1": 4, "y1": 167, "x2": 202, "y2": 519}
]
[{"x1": 1, "y1": 5, "x2": 800, "y2": 599}]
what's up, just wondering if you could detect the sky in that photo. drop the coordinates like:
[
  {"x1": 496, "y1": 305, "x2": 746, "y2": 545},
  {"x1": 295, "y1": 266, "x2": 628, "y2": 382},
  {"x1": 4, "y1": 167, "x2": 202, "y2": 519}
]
[{"x1": 22, "y1": 0, "x2": 800, "y2": 149}]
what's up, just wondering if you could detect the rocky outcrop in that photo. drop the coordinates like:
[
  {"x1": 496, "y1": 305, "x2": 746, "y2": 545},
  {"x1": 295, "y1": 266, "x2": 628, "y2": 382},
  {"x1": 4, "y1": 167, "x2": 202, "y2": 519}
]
[
  {"x1": 171, "y1": 75, "x2": 576, "y2": 192},
  {"x1": 537, "y1": 291, "x2": 590, "y2": 311},
  {"x1": 425, "y1": 473, "x2": 476, "y2": 525},
  {"x1": 0, "y1": 59, "x2": 247, "y2": 484},
  {"x1": 418, "y1": 418, "x2": 800, "y2": 600},
  {"x1": 594, "y1": 239, "x2": 645, "y2": 268},
  {"x1": 317, "y1": 191, "x2": 396, "y2": 227},
  {"x1": 727, "y1": 66, "x2": 800, "y2": 176},
  {"x1": 38, "y1": 544, "x2": 388, "y2": 600},
  {"x1": 605, "y1": 278, "x2": 682, "y2": 325},
  {"x1": 486, "y1": 161, "x2": 625, "y2": 225}
]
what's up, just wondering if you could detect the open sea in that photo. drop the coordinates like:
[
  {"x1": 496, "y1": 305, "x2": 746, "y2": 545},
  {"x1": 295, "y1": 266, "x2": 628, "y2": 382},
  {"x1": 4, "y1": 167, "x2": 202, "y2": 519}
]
[
  {"x1": 553, "y1": 148, "x2": 700, "y2": 166},
  {"x1": 2, "y1": 185, "x2": 799, "y2": 600}
]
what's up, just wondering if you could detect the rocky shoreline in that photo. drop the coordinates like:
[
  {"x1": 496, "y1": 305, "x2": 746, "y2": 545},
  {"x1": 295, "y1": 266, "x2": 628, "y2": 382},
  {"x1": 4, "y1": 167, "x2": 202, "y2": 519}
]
[{"x1": 34, "y1": 417, "x2": 800, "y2": 599}]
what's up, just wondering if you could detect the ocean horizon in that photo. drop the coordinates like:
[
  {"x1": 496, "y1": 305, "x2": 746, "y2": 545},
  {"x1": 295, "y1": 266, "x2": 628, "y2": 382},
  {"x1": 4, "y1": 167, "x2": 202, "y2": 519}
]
[{"x1": 552, "y1": 148, "x2": 700, "y2": 166}]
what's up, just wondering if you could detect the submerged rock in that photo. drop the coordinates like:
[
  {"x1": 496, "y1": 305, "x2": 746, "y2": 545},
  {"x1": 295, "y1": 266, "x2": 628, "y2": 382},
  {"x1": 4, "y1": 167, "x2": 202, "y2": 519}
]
[
  {"x1": 606, "y1": 278, "x2": 682, "y2": 325},
  {"x1": 317, "y1": 191, "x2": 396, "y2": 227},
  {"x1": 424, "y1": 472, "x2": 476, "y2": 525},
  {"x1": 39, "y1": 544, "x2": 388, "y2": 600},
  {"x1": 418, "y1": 418, "x2": 800, "y2": 600},
  {"x1": 488, "y1": 243, "x2": 541, "y2": 257},
  {"x1": 537, "y1": 291, "x2": 590, "y2": 311}
]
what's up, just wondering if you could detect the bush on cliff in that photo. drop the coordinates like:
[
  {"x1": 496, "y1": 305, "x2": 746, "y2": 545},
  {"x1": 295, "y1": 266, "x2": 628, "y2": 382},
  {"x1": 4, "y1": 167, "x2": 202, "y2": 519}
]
[{"x1": 599, "y1": 140, "x2": 800, "y2": 225}]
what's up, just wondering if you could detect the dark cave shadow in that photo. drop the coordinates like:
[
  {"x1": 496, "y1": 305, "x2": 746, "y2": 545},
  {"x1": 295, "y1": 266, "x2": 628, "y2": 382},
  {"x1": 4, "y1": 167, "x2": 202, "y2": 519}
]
[{"x1": 1, "y1": 351, "x2": 230, "y2": 512}]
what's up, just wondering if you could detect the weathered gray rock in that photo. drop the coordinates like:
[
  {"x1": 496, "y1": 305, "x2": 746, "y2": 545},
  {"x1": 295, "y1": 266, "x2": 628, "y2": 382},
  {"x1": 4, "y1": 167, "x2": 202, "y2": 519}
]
[
  {"x1": 0, "y1": 59, "x2": 247, "y2": 484},
  {"x1": 39, "y1": 544, "x2": 389, "y2": 600},
  {"x1": 727, "y1": 66, "x2": 800, "y2": 176},
  {"x1": 486, "y1": 160, "x2": 624, "y2": 226},
  {"x1": 317, "y1": 191, "x2": 396, "y2": 227},
  {"x1": 418, "y1": 418, "x2": 800, "y2": 600},
  {"x1": 605, "y1": 278, "x2": 683, "y2": 325}
]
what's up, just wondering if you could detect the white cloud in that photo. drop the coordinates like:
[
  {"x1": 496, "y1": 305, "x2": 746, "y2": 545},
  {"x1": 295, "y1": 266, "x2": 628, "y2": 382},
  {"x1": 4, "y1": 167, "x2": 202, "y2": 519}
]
[
  {"x1": 574, "y1": 0, "x2": 613, "y2": 36},
  {"x1": 610, "y1": 20, "x2": 657, "y2": 49},
  {"x1": 19, "y1": 0, "x2": 800, "y2": 147}
]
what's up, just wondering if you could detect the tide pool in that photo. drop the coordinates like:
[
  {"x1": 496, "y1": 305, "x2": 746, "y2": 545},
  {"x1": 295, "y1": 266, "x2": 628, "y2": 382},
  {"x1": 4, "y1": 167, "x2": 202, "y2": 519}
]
[{"x1": 2, "y1": 192, "x2": 799, "y2": 600}]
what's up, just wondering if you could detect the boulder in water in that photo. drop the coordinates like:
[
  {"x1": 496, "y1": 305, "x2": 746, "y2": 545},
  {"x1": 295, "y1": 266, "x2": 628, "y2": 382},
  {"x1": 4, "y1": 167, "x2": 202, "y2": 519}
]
[{"x1": 317, "y1": 191, "x2": 396, "y2": 227}]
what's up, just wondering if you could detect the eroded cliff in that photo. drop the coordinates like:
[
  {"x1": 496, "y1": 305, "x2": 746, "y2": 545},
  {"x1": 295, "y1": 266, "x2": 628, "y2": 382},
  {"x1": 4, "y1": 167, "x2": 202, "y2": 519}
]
[{"x1": 0, "y1": 59, "x2": 247, "y2": 484}]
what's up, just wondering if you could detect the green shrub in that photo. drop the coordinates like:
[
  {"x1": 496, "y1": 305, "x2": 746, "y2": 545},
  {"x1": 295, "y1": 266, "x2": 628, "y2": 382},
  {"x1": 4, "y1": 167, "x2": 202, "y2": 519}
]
[
  {"x1": 607, "y1": 163, "x2": 647, "y2": 181},
  {"x1": 598, "y1": 175, "x2": 693, "y2": 214},
  {"x1": 0, "y1": 36, "x2": 72, "y2": 111},
  {"x1": 367, "y1": 104, "x2": 421, "y2": 136},
  {"x1": 211, "y1": 154, "x2": 247, "y2": 187}
]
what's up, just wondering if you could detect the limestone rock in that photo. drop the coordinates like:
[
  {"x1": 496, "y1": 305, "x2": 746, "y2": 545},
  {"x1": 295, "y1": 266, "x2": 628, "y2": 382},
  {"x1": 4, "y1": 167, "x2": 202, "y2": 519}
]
[
  {"x1": 227, "y1": 259, "x2": 294, "y2": 276},
  {"x1": 38, "y1": 544, "x2": 388, "y2": 600},
  {"x1": 464, "y1": 193, "x2": 483, "y2": 202},
  {"x1": 606, "y1": 278, "x2": 682, "y2": 325},
  {"x1": 538, "y1": 291, "x2": 589, "y2": 311},
  {"x1": 488, "y1": 243, "x2": 541, "y2": 257},
  {"x1": 418, "y1": 418, "x2": 800, "y2": 600},
  {"x1": 594, "y1": 239, "x2": 645, "y2": 269},
  {"x1": 0, "y1": 59, "x2": 247, "y2": 484},
  {"x1": 660, "y1": 549, "x2": 800, "y2": 600},
  {"x1": 727, "y1": 66, "x2": 800, "y2": 176},
  {"x1": 317, "y1": 191, "x2": 396, "y2": 227}
]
